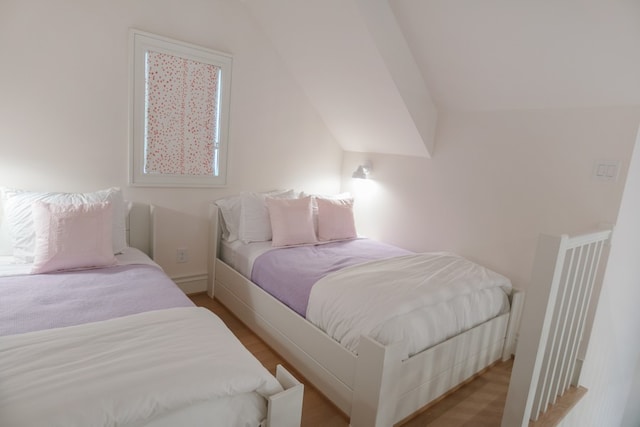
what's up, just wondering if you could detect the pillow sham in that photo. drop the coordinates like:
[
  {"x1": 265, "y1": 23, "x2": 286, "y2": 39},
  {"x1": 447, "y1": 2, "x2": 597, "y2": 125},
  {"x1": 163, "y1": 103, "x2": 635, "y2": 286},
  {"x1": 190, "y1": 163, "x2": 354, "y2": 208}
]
[
  {"x1": 316, "y1": 196, "x2": 357, "y2": 242},
  {"x1": 266, "y1": 196, "x2": 317, "y2": 247},
  {"x1": 238, "y1": 189, "x2": 297, "y2": 243},
  {"x1": 31, "y1": 201, "x2": 117, "y2": 274},
  {"x1": 300, "y1": 191, "x2": 352, "y2": 234},
  {"x1": 1, "y1": 187, "x2": 127, "y2": 262}
]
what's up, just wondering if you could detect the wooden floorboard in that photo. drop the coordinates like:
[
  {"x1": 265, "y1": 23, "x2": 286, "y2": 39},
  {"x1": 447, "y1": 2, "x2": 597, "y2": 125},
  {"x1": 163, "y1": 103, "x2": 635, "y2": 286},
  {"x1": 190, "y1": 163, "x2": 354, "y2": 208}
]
[{"x1": 190, "y1": 293, "x2": 513, "y2": 426}]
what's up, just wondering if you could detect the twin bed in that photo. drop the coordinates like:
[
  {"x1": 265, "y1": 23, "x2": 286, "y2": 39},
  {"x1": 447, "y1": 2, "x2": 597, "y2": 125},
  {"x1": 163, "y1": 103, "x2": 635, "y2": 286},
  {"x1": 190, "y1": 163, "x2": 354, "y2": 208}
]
[
  {"x1": 209, "y1": 191, "x2": 524, "y2": 427},
  {"x1": 0, "y1": 186, "x2": 523, "y2": 427},
  {"x1": 0, "y1": 188, "x2": 303, "y2": 427}
]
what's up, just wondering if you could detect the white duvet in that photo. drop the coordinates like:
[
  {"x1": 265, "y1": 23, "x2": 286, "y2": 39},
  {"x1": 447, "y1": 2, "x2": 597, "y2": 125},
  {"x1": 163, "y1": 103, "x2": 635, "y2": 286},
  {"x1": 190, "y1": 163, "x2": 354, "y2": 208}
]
[
  {"x1": 0, "y1": 307, "x2": 283, "y2": 427},
  {"x1": 307, "y1": 252, "x2": 512, "y2": 359}
]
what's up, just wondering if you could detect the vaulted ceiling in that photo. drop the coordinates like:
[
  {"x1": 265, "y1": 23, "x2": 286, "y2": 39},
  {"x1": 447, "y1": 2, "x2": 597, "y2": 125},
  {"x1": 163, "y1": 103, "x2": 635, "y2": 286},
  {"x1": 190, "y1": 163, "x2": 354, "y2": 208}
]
[{"x1": 240, "y1": 0, "x2": 640, "y2": 157}]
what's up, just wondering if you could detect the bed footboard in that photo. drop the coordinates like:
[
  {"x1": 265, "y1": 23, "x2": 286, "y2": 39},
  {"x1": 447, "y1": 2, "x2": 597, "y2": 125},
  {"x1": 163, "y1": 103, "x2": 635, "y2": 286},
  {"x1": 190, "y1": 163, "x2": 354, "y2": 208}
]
[{"x1": 351, "y1": 337, "x2": 404, "y2": 427}]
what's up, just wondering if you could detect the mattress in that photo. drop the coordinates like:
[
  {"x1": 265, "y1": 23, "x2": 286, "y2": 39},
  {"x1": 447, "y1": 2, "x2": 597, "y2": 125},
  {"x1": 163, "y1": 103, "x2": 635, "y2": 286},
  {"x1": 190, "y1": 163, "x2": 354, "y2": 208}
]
[
  {"x1": 225, "y1": 239, "x2": 512, "y2": 359},
  {"x1": 220, "y1": 239, "x2": 274, "y2": 279}
]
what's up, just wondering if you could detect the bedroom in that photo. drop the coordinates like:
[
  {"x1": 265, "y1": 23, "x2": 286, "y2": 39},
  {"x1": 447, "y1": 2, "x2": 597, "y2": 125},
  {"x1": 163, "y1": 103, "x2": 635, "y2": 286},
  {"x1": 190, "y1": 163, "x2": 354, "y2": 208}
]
[{"x1": 1, "y1": 0, "x2": 640, "y2": 426}]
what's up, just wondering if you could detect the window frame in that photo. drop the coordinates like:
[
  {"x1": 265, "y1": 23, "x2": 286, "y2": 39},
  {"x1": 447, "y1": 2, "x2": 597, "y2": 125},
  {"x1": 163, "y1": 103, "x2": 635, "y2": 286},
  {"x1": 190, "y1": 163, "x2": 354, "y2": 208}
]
[{"x1": 129, "y1": 29, "x2": 232, "y2": 187}]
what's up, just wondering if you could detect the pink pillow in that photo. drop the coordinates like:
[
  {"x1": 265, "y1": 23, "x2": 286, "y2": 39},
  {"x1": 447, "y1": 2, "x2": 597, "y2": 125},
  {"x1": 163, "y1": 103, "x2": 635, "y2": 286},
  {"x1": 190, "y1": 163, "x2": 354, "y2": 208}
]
[
  {"x1": 266, "y1": 196, "x2": 317, "y2": 247},
  {"x1": 31, "y1": 201, "x2": 117, "y2": 274},
  {"x1": 316, "y1": 197, "x2": 357, "y2": 242}
]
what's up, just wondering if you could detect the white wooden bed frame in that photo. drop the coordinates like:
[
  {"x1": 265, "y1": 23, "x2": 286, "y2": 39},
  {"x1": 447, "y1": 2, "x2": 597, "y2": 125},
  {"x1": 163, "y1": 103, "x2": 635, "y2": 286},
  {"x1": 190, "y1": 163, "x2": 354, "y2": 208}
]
[
  {"x1": 207, "y1": 204, "x2": 524, "y2": 426},
  {"x1": 126, "y1": 202, "x2": 304, "y2": 427}
]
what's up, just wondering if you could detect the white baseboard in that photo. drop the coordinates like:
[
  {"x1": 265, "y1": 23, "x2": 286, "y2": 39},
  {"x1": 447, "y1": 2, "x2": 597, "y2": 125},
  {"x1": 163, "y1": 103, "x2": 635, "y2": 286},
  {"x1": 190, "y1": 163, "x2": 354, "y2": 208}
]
[{"x1": 171, "y1": 273, "x2": 208, "y2": 295}]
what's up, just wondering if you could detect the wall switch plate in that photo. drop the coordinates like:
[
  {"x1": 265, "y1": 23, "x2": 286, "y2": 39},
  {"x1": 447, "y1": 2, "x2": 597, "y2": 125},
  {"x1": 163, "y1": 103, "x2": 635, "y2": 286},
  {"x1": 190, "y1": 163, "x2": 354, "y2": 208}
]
[
  {"x1": 176, "y1": 248, "x2": 188, "y2": 263},
  {"x1": 593, "y1": 160, "x2": 620, "y2": 181}
]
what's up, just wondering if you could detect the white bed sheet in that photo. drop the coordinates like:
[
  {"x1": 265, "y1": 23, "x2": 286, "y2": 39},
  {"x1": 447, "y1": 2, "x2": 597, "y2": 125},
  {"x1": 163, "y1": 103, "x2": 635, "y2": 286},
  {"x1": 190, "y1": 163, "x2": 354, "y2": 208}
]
[
  {"x1": 0, "y1": 246, "x2": 159, "y2": 277},
  {"x1": 220, "y1": 239, "x2": 274, "y2": 278}
]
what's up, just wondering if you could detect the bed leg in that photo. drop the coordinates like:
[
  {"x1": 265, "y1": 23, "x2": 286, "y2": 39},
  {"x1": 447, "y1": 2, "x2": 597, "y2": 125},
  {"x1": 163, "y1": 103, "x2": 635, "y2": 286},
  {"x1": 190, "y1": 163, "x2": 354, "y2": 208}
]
[
  {"x1": 503, "y1": 288, "x2": 525, "y2": 361},
  {"x1": 351, "y1": 336, "x2": 404, "y2": 427},
  {"x1": 207, "y1": 204, "x2": 221, "y2": 298}
]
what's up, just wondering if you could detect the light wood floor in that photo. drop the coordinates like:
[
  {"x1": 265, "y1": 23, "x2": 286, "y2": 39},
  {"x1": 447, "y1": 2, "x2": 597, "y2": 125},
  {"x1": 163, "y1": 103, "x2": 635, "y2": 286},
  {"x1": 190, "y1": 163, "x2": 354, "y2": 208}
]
[{"x1": 190, "y1": 293, "x2": 513, "y2": 426}]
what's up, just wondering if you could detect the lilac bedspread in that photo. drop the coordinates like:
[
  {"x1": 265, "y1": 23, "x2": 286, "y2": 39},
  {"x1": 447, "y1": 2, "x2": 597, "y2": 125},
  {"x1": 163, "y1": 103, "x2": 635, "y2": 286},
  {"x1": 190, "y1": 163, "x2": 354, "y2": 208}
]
[
  {"x1": 251, "y1": 238, "x2": 411, "y2": 316},
  {"x1": 0, "y1": 265, "x2": 193, "y2": 336}
]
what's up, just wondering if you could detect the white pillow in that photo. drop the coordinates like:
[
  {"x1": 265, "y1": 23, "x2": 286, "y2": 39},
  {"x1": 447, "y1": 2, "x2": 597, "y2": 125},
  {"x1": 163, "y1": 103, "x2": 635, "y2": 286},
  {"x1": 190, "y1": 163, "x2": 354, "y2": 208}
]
[
  {"x1": 31, "y1": 201, "x2": 116, "y2": 274},
  {"x1": 316, "y1": 197, "x2": 357, "y2": 242},
  {"x1": 1, "y1": 187, "x2": 127, "y2": 262},
  {"x1": 267, "y1": 196, "x2": 317, "y2": 247},
  {"x1": 238, "y1": 189, "x2": 297, "y2": 243}
]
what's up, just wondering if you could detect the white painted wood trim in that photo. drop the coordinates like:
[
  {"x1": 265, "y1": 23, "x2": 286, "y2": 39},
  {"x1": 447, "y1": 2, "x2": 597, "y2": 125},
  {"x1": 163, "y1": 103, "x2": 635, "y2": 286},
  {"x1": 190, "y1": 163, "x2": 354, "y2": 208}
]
[
  {"x1": 351, "y1": 336, "x2": 403, "y2": 427},
  {"x1": 502, "y1": 234, "x2": 568, "y2": 427},
  {"x1": 171, "y1": 273, "x2": 208, "y2": 294},
  {"x1": 267, "y1": 365, "x2": 304, "y2": 427},
  {"x1": 501, "y1": 229, "x2": 611, "y2": 426},
  {"x1": 503, "y1": 288, "x2": 525, "y2": 360},
  {"x1": 207, "y1": 202, "x2": 220, "y2": 297}
]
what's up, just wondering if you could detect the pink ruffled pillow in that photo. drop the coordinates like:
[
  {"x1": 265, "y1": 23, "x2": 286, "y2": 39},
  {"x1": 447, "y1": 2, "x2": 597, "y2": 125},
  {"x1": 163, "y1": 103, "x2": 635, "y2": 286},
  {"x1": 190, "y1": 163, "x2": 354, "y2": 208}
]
[
  {"x1": 266, "y1": 196, "x2": 317, "y2": 247},
  {"x1": 31, "y1": 201, "x2": 117, "y2": 274},
  {"x1": 316, "y1": 197, "x2": 357, "y2": 242}
]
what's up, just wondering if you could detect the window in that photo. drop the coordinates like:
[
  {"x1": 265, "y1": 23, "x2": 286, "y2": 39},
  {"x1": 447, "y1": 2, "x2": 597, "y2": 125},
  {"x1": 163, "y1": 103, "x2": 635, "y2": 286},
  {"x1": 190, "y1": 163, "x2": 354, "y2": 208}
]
[{"x1": 129, "y1": 29, "x2": 232, "y2": 187}]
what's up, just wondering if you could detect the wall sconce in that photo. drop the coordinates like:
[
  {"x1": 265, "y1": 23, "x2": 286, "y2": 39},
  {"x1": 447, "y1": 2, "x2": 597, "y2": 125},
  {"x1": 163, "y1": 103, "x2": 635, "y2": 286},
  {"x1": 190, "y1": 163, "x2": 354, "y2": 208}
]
[{"x1": 352, "y1": 162, "x2": 372, "y2": 179}]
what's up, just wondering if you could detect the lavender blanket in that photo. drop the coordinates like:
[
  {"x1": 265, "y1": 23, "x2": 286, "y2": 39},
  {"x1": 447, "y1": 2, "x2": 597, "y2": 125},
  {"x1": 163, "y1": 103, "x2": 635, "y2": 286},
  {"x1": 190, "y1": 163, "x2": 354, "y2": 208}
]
[
  {"x1": 251, "y1": 239, "x2": 411, "y2": 316},
  {"x1": 0, "y1": 265, "x2": 193, "y2": 336}
]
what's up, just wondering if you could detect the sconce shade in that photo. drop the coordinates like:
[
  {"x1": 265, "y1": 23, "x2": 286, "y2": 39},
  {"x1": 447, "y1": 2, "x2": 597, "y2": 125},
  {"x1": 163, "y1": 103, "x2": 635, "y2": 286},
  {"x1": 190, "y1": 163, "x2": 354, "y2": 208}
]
[{"x1": 352, "y1": 163, "x2": 372, "y2": 179}]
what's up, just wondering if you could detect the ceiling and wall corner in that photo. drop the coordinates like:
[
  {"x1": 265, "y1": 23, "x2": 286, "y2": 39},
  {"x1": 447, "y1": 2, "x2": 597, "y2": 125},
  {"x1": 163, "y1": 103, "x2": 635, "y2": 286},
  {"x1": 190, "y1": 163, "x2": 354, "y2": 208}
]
[
  {"x1": 237, "y1": 0, "x2": 437, "y2": 158},
  {"x1": 239, "y1": 0, "x2": 640, "y2": 157},
  {"x1": 389, "y1": 0, "x2": 640, "y2": 111}
]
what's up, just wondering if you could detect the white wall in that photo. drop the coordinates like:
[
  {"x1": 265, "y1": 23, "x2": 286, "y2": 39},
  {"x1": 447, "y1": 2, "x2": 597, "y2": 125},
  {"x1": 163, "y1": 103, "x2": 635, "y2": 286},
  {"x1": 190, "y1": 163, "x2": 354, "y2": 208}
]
[
  {"x1": 343, "y1": 107, "x2": 639, "y2": 289},
  {"x1": 343, "y1": 107, "x2": 640, "y2": 425},
  {"x1": 560, "y1": 125, "x2": 640, "y2": 427},
  {"x1": 0, "y1": 0, "x2": 343, "y2": 287}
]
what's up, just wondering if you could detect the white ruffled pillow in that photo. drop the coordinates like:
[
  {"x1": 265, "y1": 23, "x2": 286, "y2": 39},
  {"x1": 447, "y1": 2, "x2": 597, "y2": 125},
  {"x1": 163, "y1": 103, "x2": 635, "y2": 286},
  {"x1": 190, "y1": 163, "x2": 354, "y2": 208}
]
[
  {"x1": 316, "y1": 197, "x2": 357, "y2": 242},
  {"x1": 266, "y1": 196, "x2": 317, "y2": 247},
  {"x1": 31, "y1": 201, "x2": 116, "y2": 274},
  {"x1": 1, "y1": 187, "x2": 127, "y2": 263}
]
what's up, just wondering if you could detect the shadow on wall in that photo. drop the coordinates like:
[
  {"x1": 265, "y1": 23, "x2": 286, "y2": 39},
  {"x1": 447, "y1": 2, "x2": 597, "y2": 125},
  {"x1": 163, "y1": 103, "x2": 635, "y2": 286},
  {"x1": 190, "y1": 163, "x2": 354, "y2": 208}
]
[{"x1": 150, "y1": 205, "x2": 209, "y2": 282}]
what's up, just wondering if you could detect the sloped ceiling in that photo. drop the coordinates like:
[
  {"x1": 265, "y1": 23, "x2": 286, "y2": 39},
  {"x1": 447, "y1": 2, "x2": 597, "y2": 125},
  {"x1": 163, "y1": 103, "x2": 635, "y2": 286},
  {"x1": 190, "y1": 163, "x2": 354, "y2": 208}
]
[
  {"x1": 240, "y1": 0, "x2": 640, "y2": 156},
  {"x1": 391, "y1": 0, "x2": 640, "y2": 111}
]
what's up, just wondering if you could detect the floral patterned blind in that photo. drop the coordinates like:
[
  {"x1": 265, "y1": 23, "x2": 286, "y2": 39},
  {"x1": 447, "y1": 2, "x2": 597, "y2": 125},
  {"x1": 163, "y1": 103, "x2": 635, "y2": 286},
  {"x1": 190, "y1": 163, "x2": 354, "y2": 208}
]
[{"x1": 144, "y1": 50, "x2": 220, "y2": 176}]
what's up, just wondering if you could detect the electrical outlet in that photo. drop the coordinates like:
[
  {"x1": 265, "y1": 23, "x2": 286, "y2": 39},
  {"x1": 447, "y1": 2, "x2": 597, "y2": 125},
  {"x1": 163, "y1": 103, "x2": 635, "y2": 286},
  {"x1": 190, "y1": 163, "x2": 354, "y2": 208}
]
[{"x1": 176, "y1": 248, "x2": 188, "y2": 263}]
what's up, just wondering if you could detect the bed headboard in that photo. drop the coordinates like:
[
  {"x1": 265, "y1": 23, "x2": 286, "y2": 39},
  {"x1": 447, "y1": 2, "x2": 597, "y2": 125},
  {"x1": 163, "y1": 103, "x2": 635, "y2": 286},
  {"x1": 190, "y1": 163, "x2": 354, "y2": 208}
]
[
  {"x1": 207, "y1": 203, "x2": 223, "y2": 297},
  {"x1": 126, "y1": 202, "x2": 154, "y2": 259}
]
